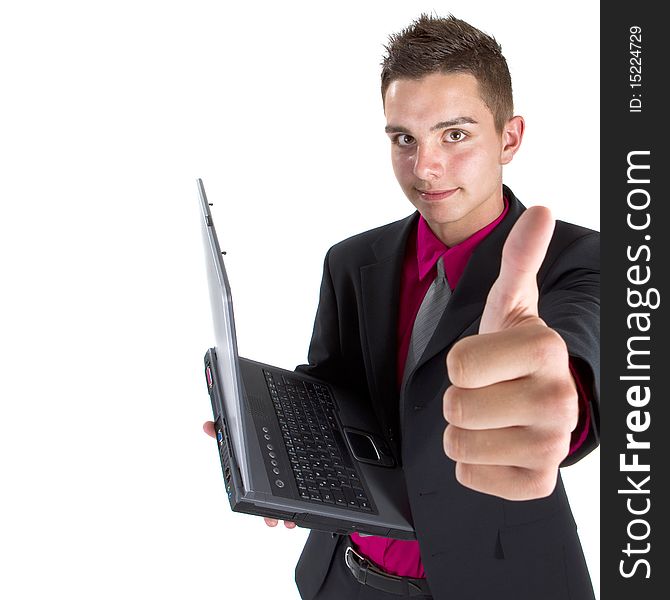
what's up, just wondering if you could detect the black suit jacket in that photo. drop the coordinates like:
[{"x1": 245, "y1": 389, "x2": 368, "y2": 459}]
[{"x1": 294, "y1": 188, "x2": 599, "y2": 600}]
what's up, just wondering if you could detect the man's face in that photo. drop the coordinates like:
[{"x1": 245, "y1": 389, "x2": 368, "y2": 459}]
[{"x1": 384, "y1": 72, "x2": 519, "y2": 246}]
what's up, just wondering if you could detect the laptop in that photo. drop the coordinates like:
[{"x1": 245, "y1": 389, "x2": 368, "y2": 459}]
[{"x1": 198, "y1": 178, "x2": 414, "y2": 539}]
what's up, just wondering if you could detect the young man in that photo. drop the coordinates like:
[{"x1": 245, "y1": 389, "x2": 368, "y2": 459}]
[{"x1": 206, "y1": 14, "x2": 599, "y2": 600}]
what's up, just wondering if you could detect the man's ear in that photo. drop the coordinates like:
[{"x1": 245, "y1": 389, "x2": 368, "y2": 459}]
[{"x1": 500, "y1": 115, "x2": 525, "y2": 165}]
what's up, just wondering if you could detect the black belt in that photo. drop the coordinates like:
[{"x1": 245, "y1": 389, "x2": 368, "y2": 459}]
[{"x1": 343, "y1": 538, "x2": 432, "y2": 597}]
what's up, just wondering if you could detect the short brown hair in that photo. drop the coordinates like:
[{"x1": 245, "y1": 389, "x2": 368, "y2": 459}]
[{"x1": 381, "y1": 14, "x2": 513, "y2": 132}]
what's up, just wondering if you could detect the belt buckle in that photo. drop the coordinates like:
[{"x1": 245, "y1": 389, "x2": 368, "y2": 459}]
[
  {"x1": 345, "y1": 545, "x2": 369, "y2": 584},
  {"x1": 345, "y1": 544, "x2": 364, "y2": 565},
  {"x1": 345, "y1": 543, "x2": 429, "y2": 597},
  {"x1": 345, "y1": 545, "x2": 407, "y2": 584}
]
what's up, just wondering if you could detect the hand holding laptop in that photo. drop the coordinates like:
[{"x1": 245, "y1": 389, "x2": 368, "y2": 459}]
[{"x1": 202, "y1": 421, "x2": 297, "y2": 528}]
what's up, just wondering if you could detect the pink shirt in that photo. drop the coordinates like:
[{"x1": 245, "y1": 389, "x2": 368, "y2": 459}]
[{"x1": 350, "y1": 197, "x2": 591, "y2": 578}]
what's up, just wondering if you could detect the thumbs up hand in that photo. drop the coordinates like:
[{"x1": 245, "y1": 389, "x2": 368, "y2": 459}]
[{"x1": 443, "y1": 207, "x2": 579, "y2": 500}]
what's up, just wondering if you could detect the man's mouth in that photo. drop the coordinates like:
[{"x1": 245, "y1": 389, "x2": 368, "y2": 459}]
[{"x1": 416, "y1": 188, "x2": 459, "y2": 202}]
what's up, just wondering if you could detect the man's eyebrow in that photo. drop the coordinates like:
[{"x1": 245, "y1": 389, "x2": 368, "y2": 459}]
[
  {"x1": 430, "y1": 117, "x2": 478, "y2": 130},
  {"x1": 384, "y1": 117, "x2": 478, "y2": 134}
]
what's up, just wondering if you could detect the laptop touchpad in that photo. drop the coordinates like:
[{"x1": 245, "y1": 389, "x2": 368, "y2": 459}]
[
  {"x1": 347, "y1": 430, "x2": 379, "y2": 460},
  {"x1": 344, "y1": 428, "x2": 395, "y2": 467}
]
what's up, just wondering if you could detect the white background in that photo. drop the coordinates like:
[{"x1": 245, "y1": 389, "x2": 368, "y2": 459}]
[{"x1": 0, "y1": 1, "x2": 599, "y2": 598}]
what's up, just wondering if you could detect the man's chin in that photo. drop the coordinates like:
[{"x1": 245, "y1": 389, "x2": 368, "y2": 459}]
[{"x1": 416, "y1": 203, "x2": 463, "y2": 224}]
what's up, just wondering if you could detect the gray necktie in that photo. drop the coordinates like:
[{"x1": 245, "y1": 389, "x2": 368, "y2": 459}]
[{"x1": 402, "y1": 256, "x2": 451, "y2": 385}]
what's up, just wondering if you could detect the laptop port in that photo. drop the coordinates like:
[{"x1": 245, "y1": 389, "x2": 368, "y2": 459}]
[
  {"x1": 217, "y1": 429, "x2": 224, "y2": 444},
  {"x1": 206, "y1": 365, "x2": 213, "y2": 389}
]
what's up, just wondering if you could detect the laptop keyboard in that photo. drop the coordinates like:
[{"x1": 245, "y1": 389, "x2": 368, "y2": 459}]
[{"x1": 262, "y1": 370, "x2": 373, "y2": 512}]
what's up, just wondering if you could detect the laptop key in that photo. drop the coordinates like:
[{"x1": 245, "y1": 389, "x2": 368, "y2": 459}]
[
  {"x1": 332, "y1": 490, "x2": 346, "y2": 506},
  {"x1": 341, "y1": 486, "x2": 357, "y2": 507},
  {"x1": 320, "y1": 490, "x2": 335, "y2": 504},
  {"x1": 353, "y1": 487, "x2": 367, "y2": 500}
]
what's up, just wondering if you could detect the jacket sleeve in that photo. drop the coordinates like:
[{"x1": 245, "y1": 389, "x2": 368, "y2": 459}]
[{"x1": 538, "y1": 230, "x2": 600, "y2": 467}]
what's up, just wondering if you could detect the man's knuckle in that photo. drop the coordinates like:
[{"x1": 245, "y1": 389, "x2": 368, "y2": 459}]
[
  {"x1": 540, "y1": 378, "x2": 578, "y2": 429},
  {"x1": 547, "y1": 329, "x2": 569, "y2": 360},
  {"x1": 538, "y1": 431, "x2": 569, "y2": 464},
  {"x1": 537, "y1": 472, "x2": 558, "y2": 498},
  {"x1": 524, "y1": 470, "x2": 557, "y2": 499},
  {"x1": 547, "y1": 377, "x2": 570, "y2": 404},
  {"x1": 533, "y1": 327, "x2": 567, "y2": 365},
  {"x1": 558, "y1": 384, "x2": 579, "y2": 426}
]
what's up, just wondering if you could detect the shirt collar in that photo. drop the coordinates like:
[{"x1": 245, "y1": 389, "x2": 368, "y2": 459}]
[{"x1": 416, "y1": 196, "x2": 510, "y2": 289}]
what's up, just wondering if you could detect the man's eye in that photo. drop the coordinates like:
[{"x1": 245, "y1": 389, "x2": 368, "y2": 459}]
[
  {"x1": 394, "y1": 134, "x2": 415, "y2": 147},
  {"x1": 446, "y1": 130, "x2": 466, "y2": 142}
]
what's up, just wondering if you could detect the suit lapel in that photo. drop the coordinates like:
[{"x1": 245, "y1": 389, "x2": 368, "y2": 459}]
[
  {"x1": 404, "y1": 189, "x2": 527, "y2": 393},
  {"x1": 359, "y1": 213, "x2": 419, "y2": 439}
]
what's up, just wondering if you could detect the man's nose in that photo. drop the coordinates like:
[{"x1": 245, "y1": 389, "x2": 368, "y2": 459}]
[{"x1": 413, "y1": 143, "x2": 445, "y2": 180}]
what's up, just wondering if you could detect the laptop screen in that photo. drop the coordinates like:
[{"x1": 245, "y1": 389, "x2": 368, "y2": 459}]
[{"x1": 197, "y1": 178, "x2": 251, "y2": 488}]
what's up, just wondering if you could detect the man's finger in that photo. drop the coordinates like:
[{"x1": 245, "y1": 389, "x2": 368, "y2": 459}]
[
  {"x1": 443, "y1": 424, "x2": 570, "y2": 470},
  {"x1": 447, "y1": 321, "x2": 567, "y2": 388},
  {"x1": 443, "y1": 375, "x2": 575, "y2": 430},
  {"x1": 454, "y1": 463, "x2": 559, "y2": 501},
  {"x1": 203, "y1": 421, "x2": 216, "y2": 438},
  {"x1": 264, "y1": 518, "x2": 296, "y2": 528},
  {"x1": 479, "y1": 206, "x2": 555, "y2": 334}
]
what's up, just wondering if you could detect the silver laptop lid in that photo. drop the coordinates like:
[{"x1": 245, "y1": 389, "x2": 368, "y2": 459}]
[{"x1": 197, "y1": 178, "x2": 251, "y2": 488}]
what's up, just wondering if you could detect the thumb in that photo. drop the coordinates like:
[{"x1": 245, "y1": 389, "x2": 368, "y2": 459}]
[{"x1": 479, "y1": 206, "x2": 555, "y2": 334}]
